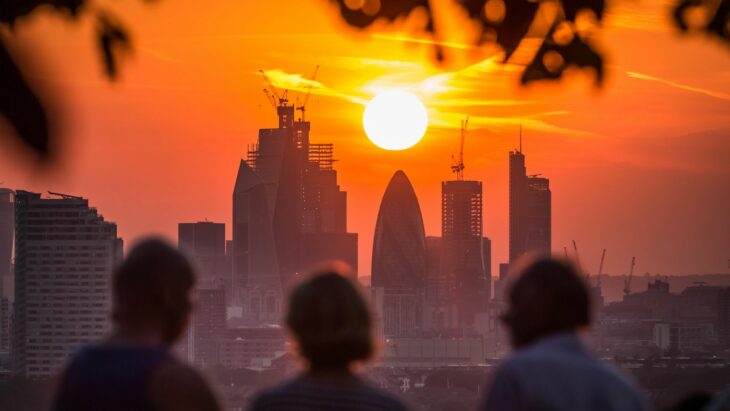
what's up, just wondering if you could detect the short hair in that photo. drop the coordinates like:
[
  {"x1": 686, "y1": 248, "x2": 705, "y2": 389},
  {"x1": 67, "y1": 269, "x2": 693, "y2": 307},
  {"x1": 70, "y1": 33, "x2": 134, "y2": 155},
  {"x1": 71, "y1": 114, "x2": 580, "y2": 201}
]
[
  {"x1": 286, "y1": 270, "x2": 373, "y2": 369},
  {"x1": 502, "y1": 258, "x2": 591, "y2": 348},
  {"x1": 113, "y1": 238, "x2": 196, "y2": 335}
]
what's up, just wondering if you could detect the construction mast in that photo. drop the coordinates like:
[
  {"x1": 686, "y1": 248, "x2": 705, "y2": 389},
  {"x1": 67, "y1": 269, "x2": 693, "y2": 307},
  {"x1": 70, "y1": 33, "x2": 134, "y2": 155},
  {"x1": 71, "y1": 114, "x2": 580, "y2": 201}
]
[
  {"x1": 623, "y1": 256, "x2": 636, "y2": 297},
  {"x1": 296, "y1": 65, "x2": 319, "y2": 122},
  {"x1": 596, "y1": 248, "x2": 606, "y2": 288},
  {"x1": 451, "y1": 117, "x2": 468, "y2": 180}
]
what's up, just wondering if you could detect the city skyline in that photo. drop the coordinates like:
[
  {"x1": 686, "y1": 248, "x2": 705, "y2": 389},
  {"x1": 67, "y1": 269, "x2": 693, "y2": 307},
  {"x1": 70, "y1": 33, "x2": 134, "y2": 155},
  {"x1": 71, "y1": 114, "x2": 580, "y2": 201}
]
[{"x1": 0, "y1": 1, "x2": 728, "y2": 277}]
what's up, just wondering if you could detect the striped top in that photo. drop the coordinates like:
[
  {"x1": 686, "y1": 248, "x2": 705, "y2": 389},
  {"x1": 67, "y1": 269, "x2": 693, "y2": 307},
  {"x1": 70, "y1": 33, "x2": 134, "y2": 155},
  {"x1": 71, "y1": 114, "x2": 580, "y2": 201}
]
[{"x1": 248, "y1": 373, "x2": 409, "y2": 411}]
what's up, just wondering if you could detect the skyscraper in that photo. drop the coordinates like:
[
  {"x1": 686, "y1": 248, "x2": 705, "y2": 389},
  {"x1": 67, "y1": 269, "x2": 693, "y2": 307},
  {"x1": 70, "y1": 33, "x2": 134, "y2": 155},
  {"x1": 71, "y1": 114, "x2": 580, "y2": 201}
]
[
  {"x1": 12, "y1": 191, "x2": 122, "y2": 378},
  {"x1": 0, "y1": 189, "x2": 13, "y2": 354},
  {"x1": 372, "y1": 171, "x2": 427, "y2": 336},
  {"x1": 0, "y1": 188, "x2": 13, "y2": 279},
  {"x1": 509, "y1": 138, "x2": 551, "y2": 263},
  {"x1": 178, "y1": 221, "x2": 228, "y2": 288},
  {"x1": 232, "y1": 100, "x2": 357, "y2": 325},
  {"x1": 441, "y1": 180, "x2": 490, "y2": 327}
]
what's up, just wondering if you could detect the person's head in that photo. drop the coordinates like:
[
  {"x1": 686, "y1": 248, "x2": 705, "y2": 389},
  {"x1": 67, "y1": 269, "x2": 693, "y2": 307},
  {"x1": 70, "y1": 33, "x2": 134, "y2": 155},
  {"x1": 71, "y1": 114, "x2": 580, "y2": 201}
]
[
  {"x1": 112, "y1": 238, "x2": 196, "y2": 346},
  {"x1": 501, "y1": 257, "x2": 591, "y2": 349},
  {"x1": 286, "y1": 268, "x2": 373, "y2": 371}
]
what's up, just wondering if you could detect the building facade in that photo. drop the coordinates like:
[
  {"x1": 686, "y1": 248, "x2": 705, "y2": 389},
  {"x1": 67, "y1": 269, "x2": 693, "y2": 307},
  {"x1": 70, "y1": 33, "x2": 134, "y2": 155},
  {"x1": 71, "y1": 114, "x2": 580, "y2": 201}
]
[
  {"x1": 440, "y1": 180, "x2": 489, "y2": 329},
  {"x1": 372, "y1": 171, "x2": 427, "y2": 337},
  {"x1": 232, "y1": 102, "x2": 357, "y2": 326},
  {"x1": 509, "y1": 147, "x2": 551, "y2": 263},
  {"x1": 12, "y1": 191, "x2": 122, "y2": 378},
  {"x1": 178, "y1": 222, "x2": 228, "y2": 288}
]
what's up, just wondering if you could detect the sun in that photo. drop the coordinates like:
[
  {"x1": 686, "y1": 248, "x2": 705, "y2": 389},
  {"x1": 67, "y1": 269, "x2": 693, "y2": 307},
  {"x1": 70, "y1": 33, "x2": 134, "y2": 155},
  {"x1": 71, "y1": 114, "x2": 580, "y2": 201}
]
[{"x1": 363, "y1": 90, "x2": 428, "y2": 151}]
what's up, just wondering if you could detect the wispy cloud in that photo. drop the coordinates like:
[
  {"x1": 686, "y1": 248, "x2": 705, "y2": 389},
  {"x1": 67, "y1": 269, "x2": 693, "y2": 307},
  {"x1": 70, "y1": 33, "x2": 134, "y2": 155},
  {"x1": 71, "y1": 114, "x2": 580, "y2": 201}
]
[
  {"x1": 259, "y1": 69, "x2": 365, "y2": 104},
  {"x1": 371, "y1": 33, "x2": 474, "y2": 50},
  {"x1": 431, "y1": 110, "x2": 597, "y2": 137},
  {"x1": 626, "y1": 71, "x2": 730, "y2": 101}
]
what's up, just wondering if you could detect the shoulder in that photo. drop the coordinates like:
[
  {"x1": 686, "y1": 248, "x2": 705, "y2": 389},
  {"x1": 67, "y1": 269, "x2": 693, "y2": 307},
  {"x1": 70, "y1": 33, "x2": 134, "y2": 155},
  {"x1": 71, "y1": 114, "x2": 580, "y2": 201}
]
[
  {"x1": 149, "y1": 357, "x2": 222, "y2": 411},
  {"x1": 249, "y1": 376, "x2": 408, "y2": 411}
]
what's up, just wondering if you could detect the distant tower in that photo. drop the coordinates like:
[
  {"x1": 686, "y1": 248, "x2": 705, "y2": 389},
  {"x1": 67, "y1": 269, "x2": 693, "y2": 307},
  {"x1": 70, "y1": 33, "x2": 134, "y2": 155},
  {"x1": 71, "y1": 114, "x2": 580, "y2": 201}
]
[
  {"x1": 372, "y1": 171, "x2": 427, "y2": 336},
  {"x1": 178, "y1": 221, "x2": 228, "y2": 288},
  {"x1": 441, "y1": 180, "x2": 489, "y2": 327},
  {"x1": 509, "y1": 129, "x2": 551, "y2": 263},
  {"x1": 12, "y1": 191, "x2": 122, "y2": 378},
  {"x1": 0, "y1": 189, "x2": 13, "y2": 353},
  {"x1": 0, "y1": 188, "x2": 13, "y2": 279}
]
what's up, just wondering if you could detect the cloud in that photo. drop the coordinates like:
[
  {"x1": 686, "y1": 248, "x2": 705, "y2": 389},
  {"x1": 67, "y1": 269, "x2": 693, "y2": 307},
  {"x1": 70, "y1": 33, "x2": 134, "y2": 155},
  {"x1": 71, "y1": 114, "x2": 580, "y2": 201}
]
[
  {"x1": 259, "y1": 69, "x2": 365, "y2": 104},
  {"x1": 431, "y1": 110, "x2": 597, "y2": 137},
  {"x1": 626, "y1": 71, "x2": 730, "y2": 101}
]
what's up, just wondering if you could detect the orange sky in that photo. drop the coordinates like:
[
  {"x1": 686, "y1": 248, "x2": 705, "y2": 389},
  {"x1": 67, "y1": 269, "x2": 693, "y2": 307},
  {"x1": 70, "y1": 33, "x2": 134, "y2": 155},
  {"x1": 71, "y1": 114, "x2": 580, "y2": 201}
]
[{"x1": 1, "y1": 0, "x2": 729, "y2": 277}]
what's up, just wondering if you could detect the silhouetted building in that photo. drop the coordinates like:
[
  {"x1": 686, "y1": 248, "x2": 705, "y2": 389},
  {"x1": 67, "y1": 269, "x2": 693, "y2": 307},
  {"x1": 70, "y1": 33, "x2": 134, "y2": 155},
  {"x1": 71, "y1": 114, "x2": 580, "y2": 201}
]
[
  {"x1": 218, "y1": 327, "x2": 286, "y2": 369},
  {"x1": 441, "y1": 180, "x2": 489, "y2": 328},
  {"x1": 371, "y1": 171, "x2": 427, "y2": 336},
  {"x1": 601, "y1": 280, "x2": 730, "y2": 354},
  {"x1": 191, "y1": 288, "x2": 227, "y2": 368},
  {"x1": 12, "y1": 191, "x2": 122, "y2": 378},
  {"x1": 0, "y1": 188, "x2": 12, "y2": 355},
  {"x1": 231, "y1": 101, "x2": 357, "y2": 325},
  {"x1": 178, "y1": 222, "x2": 228, "y2": 288},
  {"x1": 0, "y1": 189, "x2": 12, "y2": 280},
  {"x1": 509, "y1": 143, "x2": 551, "y2": 263}
]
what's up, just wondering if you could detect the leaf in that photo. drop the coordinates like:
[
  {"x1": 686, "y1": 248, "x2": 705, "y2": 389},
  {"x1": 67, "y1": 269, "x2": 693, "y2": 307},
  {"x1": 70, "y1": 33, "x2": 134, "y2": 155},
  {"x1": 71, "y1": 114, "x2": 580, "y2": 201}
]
[
  {"x1": 97, "y1": 14, "x2": 131, "y2": 80},
  {"x1": 327, "y1": 0, "x2": 434, "y2": 32},
  {"x1": 459, "y1": 0, "x2": 539, "y2": 60},
  {"x1": 0, "y1": 39, "x2": 50, "y2": 157},
  {"x1": 561, "y1": 0, "x2": 605, "y2": 22},
  {"x1": 0, "y1": 0, "x2": 85, "y2": 25},
  {"x1": 521, "y1": 27, "x2": 603, "y2": 85}
]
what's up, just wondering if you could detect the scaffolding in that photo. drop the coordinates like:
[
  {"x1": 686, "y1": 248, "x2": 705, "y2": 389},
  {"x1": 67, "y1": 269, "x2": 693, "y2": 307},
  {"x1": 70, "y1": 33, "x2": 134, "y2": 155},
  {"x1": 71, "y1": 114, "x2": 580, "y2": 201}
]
[
  {"x1": 246, "y1": 144, "x2": 260, "y2": 168},
  {"x1": 309, "y1": 143, "x2": 336, "y2": 170}
]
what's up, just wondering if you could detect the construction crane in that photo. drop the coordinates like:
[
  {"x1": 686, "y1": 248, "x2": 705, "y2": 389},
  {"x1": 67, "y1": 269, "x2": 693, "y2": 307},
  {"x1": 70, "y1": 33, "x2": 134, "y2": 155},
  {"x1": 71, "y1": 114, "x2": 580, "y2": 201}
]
[
  {"x1": 259, "y1": 69, "x2": 289, "y2": 108},
  {"x1": 572, "y1": 240, "x2": 582, "y2": 272},
  {"x1": 451, "y1": 117, "x2": 468, "y2": 180},
  {"x1": 596, "y1": 248, "x2": 606, "y2": 288},
  {"x1": 623, "y1": 256, "x2": 636, "y2": 297},
  {"x1": 295, "y1": 64, "x2": 319, "y2": 122}
]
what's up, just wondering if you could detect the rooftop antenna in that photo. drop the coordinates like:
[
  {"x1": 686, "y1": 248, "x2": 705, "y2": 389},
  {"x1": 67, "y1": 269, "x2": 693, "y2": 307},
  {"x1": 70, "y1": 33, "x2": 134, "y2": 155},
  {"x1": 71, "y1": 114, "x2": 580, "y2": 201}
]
[{"x1": 519, "y1": 125, "x2": 523, "y2": 153}]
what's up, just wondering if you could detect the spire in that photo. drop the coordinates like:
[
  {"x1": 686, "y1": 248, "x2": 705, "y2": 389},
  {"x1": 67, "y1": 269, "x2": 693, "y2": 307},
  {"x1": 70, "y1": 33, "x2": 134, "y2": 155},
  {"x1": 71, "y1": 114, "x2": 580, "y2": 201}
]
[{"x1": 519, "y1": 125, "x2": 523, "y2": 153}]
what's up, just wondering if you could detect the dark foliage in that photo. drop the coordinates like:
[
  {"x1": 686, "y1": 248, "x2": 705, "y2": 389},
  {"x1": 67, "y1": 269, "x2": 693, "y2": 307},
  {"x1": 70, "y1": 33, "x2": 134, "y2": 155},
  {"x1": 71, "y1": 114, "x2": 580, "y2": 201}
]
[
  {"x1": 327, "y1": 0, "x2": 729, "y2": 85},
  {"x1": 0, "y1": 39, "x2": 50, "y2": 157},
  {"x1": 0, "y1": 0, "x2": 133, "y2": 160}
]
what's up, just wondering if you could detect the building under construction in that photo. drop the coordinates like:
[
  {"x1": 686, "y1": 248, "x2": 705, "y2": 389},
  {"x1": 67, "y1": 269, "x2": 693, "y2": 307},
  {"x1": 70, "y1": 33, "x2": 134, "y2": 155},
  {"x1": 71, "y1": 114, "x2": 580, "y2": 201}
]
[{"x1": 231, "y1": 71, "x2": 357, "y2": 325}]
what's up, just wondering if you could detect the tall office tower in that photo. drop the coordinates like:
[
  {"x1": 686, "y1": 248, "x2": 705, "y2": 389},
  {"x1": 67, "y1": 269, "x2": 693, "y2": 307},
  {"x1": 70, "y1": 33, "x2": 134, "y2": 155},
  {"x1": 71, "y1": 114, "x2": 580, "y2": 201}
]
[
  {"x1": 232, "y1": 101, "x2": 357, "y2": 325},
  {"x1": 509, "y1": 138, "x2": 551, "y2": 263},
  {"x1": 178, "y1": 222, "x2": 228, "y2": 288},
  {"x1": 12, "y1": 191, "x2": 122, "y2": 378},
  {"x1": 0, "y1": 189, "x2": 13, "y2": 279},
  {"x1": 441, "y1": 181, "x2": 489, "y2": 328},
  {"x1": 372, "y1": 171, "x2": 427, "y2": 336},
  {"x1": 0, "y1": 189, "x2": 13, "y2": 354},
  {"x1": 190, "y1": 288, "x2": 227, "y2": 368},
  {"x1": 526, "y1": 176, "x2": 551, "y2": 255}
]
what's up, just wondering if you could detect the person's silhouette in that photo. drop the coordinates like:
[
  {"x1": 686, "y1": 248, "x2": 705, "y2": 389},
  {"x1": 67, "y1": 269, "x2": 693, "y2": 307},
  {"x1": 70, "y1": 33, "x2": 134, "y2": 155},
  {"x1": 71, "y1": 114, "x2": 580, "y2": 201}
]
[
  {"x1": 248, "y1": 268, "x2": 408, "y2": 411},
  {"x1": 481, "y1": 257, "x2": 648, "y2": 411},
  {"x1": 53, "y1": 238, "x2": 221, "y2": 411}
]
